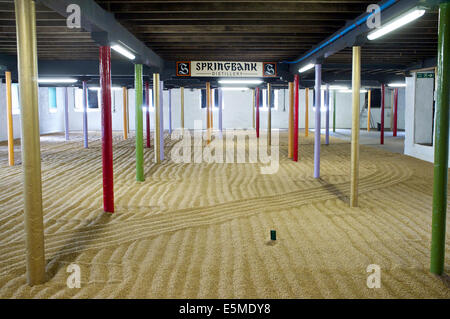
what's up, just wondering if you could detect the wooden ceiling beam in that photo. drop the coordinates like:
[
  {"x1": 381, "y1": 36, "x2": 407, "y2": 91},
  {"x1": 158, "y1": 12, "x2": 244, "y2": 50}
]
[{"x1": 99, "y1": 2, "x2": 370, "y2": 13}]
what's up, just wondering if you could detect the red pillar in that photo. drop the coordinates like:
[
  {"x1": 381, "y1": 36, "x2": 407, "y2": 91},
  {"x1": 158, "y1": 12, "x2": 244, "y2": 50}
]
[
  {"x1": 256, "y1": 87, "x2": 260, "y2": 138},
  {"x1": 380, "y1": 84, "x2": 385, "y2": 145},
  {"x1": 99, "y1": 46, "x2": 114, "y2": 213},
  {"x1": 293, "y1": 74, "x2": 299, "y2": 161},
  {"x1": 145, "y1": 81, "x2": 151, "y2": 148},
  {"x1": 393, "y1": 88, "x2": 398, "y2": 137}
]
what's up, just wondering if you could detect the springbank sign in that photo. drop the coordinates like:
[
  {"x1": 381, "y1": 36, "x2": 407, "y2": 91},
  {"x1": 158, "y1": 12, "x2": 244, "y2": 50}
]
[{"x1": 176, "y1": 61, "x2": 277, "y2": 77}]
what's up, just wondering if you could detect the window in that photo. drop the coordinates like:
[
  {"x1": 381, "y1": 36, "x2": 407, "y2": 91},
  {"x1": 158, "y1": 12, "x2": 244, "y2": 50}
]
[
  {"x1": 200, "y1": 89, "x2": 223, "y2": 109},
  {"x1": 312, "y1": 89, "x2": 326, "y2": 112},
  {"x1": 88, "y1": 90, "x2": 99, "y2": 109},
  {"x1": 74, "y1": 88, "x2": 100, "y2": 112},
  {"x1": 11, "y1": 83, "x2": 20, "y2": 115},
  {"x1": 48, "y1": 87, "x2": 57, "y2": 113},
  {"x1": 200, "y1": 89, "x2": 207, "y2": 108},
  {"x1": 365, "y1": 89, "x2": 381, "y2": 108},
  {"x1": 260, "y1": 89, "x2": 277, "y2": 110}
]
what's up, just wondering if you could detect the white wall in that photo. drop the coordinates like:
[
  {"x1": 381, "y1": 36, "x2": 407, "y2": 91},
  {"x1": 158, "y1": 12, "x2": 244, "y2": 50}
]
[
  {"x1": 1, "y1": 84, "x2": 406, "y2": 141},
  {"x1": 0, "y1": 82, "x2": 21, "y2": 141},
  {"x1": 0, "y1": 83, "x2": 65, "y2": 142},
  {"x1": 38, "y1": 87, "x2": 65, "y2": 134},
  {"x1": 404, "y1": 74, "x2": 450, "y2": 165}
]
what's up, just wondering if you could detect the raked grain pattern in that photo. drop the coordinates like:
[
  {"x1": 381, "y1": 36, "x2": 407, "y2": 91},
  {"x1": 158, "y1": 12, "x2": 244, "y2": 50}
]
[{"x1": 0, "y1": 131, "x2": 448, "y2": 298}]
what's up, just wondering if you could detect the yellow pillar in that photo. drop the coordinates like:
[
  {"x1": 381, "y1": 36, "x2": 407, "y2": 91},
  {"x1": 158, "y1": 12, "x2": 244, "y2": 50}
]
[
  {"x1": 210, "y1": 87, "x2": 213, "y2": 133},
  {"x1": 123, "y1": 87, "x2": 128, "y2": 139},
  {"x1": 153, "y1": 73, "x2": 161, "y2": 163},
  {"x1": 5, "y1": 71, "x2": 14, "y2": 166},
  {"x1": 15, "y1": 0, "x2": 46, "y2": 285},
  {"x1": 288, "y1": 82, "x2": 294, "y2": 158},
  {"x1": 267, "y1": 83, "x2": 271, "y2": 146},
  {"x1": 367, "y1": 89, "x2": 371, "y2": 131},
  {"x1": 350, "y1": 46, "x2": 361, "y2": 207},
  {"x1": 180, "y1": 87, "x2": 184, "y2": 129},
  {"x1": 206, "y1": 82, "x2": 211, "y2": 143},
  {"x1": 305, "y1": 88, "x2": 309, "y2": 137}
]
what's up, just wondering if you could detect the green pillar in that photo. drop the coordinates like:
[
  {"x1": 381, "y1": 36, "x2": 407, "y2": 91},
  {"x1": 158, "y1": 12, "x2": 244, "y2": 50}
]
[
  {"x1": 135, "y1": 64, "x2": 144, "y2": 182},
  {"x1": 333, "y1": 90, "x2": 336, "y2": 132},
  {"x1": 430, "y1": 2, "x2": 449, "y2": 275}
]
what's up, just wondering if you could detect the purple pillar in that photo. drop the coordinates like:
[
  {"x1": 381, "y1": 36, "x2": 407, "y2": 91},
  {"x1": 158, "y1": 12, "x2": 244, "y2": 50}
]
[
  {"x1": 82, "y1": 81, "x2": 88, "y2": 148},
  {"x1": 168, "y1": 89, "x2": 172, "y2": 134},
  {"x1": 218, "y1": 88, "x2": 223, "y2": 137},
  {"x1": 314, "y1": 64, "x2": 321, "y2": 179},
  {"x1": 325, "y1": 84, "x2": 330, "y2": 145},
  {"x1": 64, "y1": 87, "x2": 69, "y2": 141},
  {"x1": 160, "y1": 81, "x2": 165, "y2": 161}
]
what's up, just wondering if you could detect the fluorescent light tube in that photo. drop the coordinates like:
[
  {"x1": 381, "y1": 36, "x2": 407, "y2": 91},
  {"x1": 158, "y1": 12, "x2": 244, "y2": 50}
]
[
  {"x1": 220, "y1": 87, "x2": 249, "y2": 91},
  {"x1": 218, "y1": 79, "x2": 262, "y2": 84},
  {"x1": 339, "y1": 89, "x2": 368, "y2": 93},
  {"x1": 321, "y1": 85, "x2": 348, "y2": 90},
  {"x1": 38, "y1": 78, "x2": 77, "y2": 84},
  {"x1": 367, "y1": 8, "x2": 426, "y2": 40},
  {"x1": 330, "y1": 85, "x2": 349, "y2": 90},
  {"x1": 298, "y1": 63, "x2": 315, "y2": 73},
  {"x1": 111, "y1": 44, "x2": 136, "y2": 60},
  {"x1": 388, "y1": 83, "x2": 406, "y2": 87}
]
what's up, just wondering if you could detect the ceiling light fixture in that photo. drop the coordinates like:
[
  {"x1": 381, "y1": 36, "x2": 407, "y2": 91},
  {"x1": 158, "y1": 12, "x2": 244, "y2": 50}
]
[
  {"x1": 220, "y1": 87, "x2": 250, "y2": 91},
  {"x1": 339, "y1": 89, "x2": 368, "y2": 93},
  {"x1": 367, "y1": 8, "x2": 426, "y2": 40},
  {"x1": 38, "y1": 78, "x2": 77, "y2": 84},
  {"x1": 321, "y1": 85, "x2": 349, "y2": 90},
  {"x1": 388, "y1": 83, "x2": 406, "y2": 87},
  {"x1": 218, "y1": 79, "x2": 262, "y2": 85},
  {"x1": 111, "y1": 44, "x2": 136, "y2": 60},
  {"x1": 298, "y1": 63, "x2": 315, "y2": 73}
]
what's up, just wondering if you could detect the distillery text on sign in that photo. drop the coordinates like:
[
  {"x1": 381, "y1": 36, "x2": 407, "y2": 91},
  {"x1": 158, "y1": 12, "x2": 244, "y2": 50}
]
[{"x1": 176, "y1": 61, "x2": 277, "y2": 77}]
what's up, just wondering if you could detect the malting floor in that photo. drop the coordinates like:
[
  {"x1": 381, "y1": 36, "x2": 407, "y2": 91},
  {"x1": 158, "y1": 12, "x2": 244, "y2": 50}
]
[{"x1": 0, "y1": 130, "x2": 449, "y2": 298}]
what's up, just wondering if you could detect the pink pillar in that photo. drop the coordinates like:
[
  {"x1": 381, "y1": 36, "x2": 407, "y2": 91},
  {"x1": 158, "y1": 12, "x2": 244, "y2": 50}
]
[
  {"x1": 393, "y1": 88, "x2": 398, "y2": 137},
  {"x1": 99, "y1": 46, "x2": 114, "y2": 213}
]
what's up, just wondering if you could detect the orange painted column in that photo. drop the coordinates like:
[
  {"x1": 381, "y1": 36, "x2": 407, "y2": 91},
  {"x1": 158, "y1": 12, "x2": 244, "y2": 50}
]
[
  {"x1": 293, "y1": 74, "x2": 299, "y2": 161},
  {"x1": 5, "y1": 71, "x2": 14, "y2": 166}
]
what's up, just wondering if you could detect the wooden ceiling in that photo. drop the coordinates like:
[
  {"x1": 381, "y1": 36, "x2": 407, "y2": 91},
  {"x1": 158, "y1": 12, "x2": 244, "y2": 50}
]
[
  {"x1": 94, "y1": 0, "x2": 438, "y2": 67},
  {"x1": 0, "y1": 0, "x2": 440, "y2": 77},
  {"x1": 0, "y1": 0, "x2": 113, "y2": 60}
]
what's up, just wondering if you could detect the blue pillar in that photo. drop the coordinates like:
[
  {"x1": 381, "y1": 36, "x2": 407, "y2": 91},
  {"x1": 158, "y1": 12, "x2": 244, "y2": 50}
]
[{"x1": 314, "y1": 64, "x2": 321, "y2": 178}]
